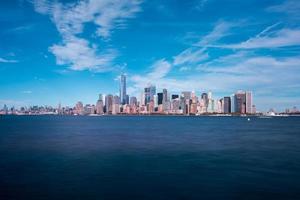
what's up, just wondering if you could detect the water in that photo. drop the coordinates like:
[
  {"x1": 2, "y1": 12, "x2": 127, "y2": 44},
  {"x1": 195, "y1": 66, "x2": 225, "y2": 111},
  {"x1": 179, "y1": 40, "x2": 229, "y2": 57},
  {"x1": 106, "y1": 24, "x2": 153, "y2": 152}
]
[{"x1": 1, "y1": 115, "x2": 300, "y2": 199}]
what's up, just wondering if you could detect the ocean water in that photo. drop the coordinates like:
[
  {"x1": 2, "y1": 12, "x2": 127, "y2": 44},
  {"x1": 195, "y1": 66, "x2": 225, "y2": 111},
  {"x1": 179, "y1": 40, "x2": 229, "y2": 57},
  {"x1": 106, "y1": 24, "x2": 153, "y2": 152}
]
[{"x1": 0, "y1": 115, "x2": 300, "y2": 200}]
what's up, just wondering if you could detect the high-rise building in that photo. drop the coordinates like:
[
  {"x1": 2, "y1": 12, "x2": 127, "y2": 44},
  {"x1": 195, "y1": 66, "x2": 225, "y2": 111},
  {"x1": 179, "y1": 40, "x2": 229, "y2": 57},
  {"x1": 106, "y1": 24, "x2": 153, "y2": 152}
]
[
  {"x1": 223, "y1": 97, "x2": 231, "y2": 113},
  {"x1": 105, "y1": 94, "x2": 113, "y2": 114},
  {"x1": 234, "y1": 91, "x2": 246, "y2": 114},
  {"x1": 163, "y1": 89, "x2": 168, "y2": 103},
  {"x1": 157, "y1": 92, "x2": 163, "y2": 105},
  {"x1": 125, "y1": 94, "x2": 129, "y2": 105},
  {"x1": 246, "y1": 91, "x2": 252, "y2": 114},
  {"x1": 119, "y1": 74, "x2": 126, "y2": 105},
  {"x1": 145, "y1": 85, "x2": 156, "y2": 104},
  {"x1": 181, "y1": 91, "x2": 191, "y2": 100},
  {"x1": 75, "y1": 101, "x2": 84, "y2": 115},
  {"x1": 96, "y1": 94, "x2": 104, "y2": 115},
  {"x1": 130, "y1": 96, "x2": 137, "y2": 106},
  {"x1": 171, "y1": 94, "x2": 179, "y2": 100}
]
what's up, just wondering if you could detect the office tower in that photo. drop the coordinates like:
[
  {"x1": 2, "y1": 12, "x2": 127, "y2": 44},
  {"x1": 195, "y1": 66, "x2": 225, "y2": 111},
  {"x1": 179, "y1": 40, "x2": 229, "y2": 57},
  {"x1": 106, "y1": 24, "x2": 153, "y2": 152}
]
[
  {"x1": 208, "y1": 91, "x2": 212, "y2": 99},
  {"x1": 201, "y1": 93, "x2": 209, "y2": 107},
  {"x1": 96, "y1": 94, "x2": 104, "y2": 114},
  {"x1": 125, "y1": 94, "x2": 129, "y2": 105},
  {"x1": 171, "y1": 94, "x2": 179, "y2": 100},
  {"x1": 144, "y1": 85, "x2": 156, "y2": 105},
  {"x1": 105, "y1": 94, "x2": 113, "y2": 114},
  {"x1": 153, "y1": 94, "x2": 158, "y2": 107},
  {"x1": 163, "y1": 88, "x2": 168, "y2": 103},
  {"x1": 98, "y1": 94, "x2": 103, "y2": 101},
  {"x1": 217, "y1": 99, "x2": 223, "y2": 113},
  {"x1": 119, "y1": 74, "x2": 126, "y2": 105},
  {"x1": 140, "y1": 92, "x2": 145, "y2": 106},
  {"x1": 252, "y1": 105, "x2": 256, "y2": 114},
  {"x1": 181, "y1": 91, "x2": 191, "y2": 100},
  {"x1": 112, "y1": 95, "x2": 120, "y2": 114},
  {"x1": 223, "y1": 97, "x2": 231, "y2": 113},
  {"x1": 234, "y1": 91, "x2": 246, "y2": 114},
  {"x1": 246, "y1": 91, "x2": 252, "y2": 114},
  {"x1": 130, "y1": 96, "x2": 137, "y2": 106},
  {"x1": 96, "y1": 100, "x2": 104, "y2": 115},
  {"x1": 230, "y1": 94, "x2": 235, "y2": 113},
  {"x1": 75, "y1": 101, "x2": 84, "y2": 115},
  {"x1": 157, "y1": 92, "x2": 163, "y2": 105}
]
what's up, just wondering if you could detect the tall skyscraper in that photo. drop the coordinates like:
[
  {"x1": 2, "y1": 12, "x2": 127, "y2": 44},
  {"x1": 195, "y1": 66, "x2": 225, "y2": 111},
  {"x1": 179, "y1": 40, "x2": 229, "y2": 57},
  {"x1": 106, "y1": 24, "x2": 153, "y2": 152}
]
[
  {"x1": 119, "y1": 74, "x2": 126, "y2": 105},
  {"x1": 144, "y1": 85, "x2": 156, "y2": 104},
  {"x1": 157, "y1": 92, "x2": 163, "y2": 105},
  {"x1": 105, "y1": 94, "x2": 113, "y2": 114},
  {"x1": 163, "y1": 89, "x2": 168, "y2": 103},
  {"x1": 246, "y1": 91, "x2": 252, "y2": 114},
  {"x1": 223, "y1": 97, "x2": 231, "y2": 113},
  {"x1": 96, "y1": 94, "x2": 104, "y2": 114},
  {"x1": 234, "y1": 91, "x2": 246, "y2": 114}
]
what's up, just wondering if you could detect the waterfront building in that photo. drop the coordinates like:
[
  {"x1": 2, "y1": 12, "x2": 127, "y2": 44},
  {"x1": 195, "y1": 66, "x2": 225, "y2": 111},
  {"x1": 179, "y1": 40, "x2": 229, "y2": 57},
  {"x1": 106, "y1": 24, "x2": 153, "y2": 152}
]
[
  {"x1": 181, "y1": 91, "x2": 191, "y2": 100},
  {"x1": 144, "y1": 85, "x2": 156, "y2": 105},
  {"x1": 105, "y1": 94, "x2": 113, "y2": 114},
  {"x1": 119, "y1": 74, "x2": 126, "y2": 105},
  {"x1": 130, "y1": 96, "x2": 137, "y2": 106},
  {"x1": 223, "y1": 97, "x2": 231, "y2": 113},
  {"x1": 234, "y1": 91, "x2": 246, "y2": 114},
  {"x1": 163, "y1": 89, "x2": 168, "y2": 103},
  {"x1": 75, "y1": 101, "x2": 84, "y2": 115},
  {"x1": 246, "y1": 91, "x2": 253, "y2": 114},
  {"x1": 157, "y1": 92, "x2": 163, "y2": 105}
]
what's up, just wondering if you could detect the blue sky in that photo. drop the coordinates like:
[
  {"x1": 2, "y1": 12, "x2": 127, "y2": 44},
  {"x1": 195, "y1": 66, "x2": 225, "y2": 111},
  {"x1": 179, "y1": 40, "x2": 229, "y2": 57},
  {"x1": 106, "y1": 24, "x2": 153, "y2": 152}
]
[{"x1": 1, "y1": 0, "x2": 300, "y2": 111}]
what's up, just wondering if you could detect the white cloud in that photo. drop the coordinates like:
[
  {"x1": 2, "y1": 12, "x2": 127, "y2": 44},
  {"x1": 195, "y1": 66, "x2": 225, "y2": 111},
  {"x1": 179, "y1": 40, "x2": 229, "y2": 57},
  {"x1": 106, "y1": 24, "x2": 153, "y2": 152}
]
[
  {"x1": 49, "y1": 37, "x2": 117, "y2": 71},
  {"x1": 32, "y1": 0, "x2": 142, "y2": 72}
]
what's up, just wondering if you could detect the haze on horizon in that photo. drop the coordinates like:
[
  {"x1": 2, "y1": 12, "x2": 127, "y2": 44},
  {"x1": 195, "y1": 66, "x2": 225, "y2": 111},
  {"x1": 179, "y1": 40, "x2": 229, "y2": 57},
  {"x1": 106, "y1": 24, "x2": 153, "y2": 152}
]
[{"x1": 0, "y1": 0, "x2": 300, "y2": 112}]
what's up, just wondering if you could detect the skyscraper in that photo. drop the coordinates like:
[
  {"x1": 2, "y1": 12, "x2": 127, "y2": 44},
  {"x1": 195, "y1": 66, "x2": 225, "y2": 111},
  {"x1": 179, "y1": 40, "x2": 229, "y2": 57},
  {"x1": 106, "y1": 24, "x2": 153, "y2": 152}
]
[
  {"x1": 157, "y1": 92, "x2": 163, "y2": 105},
  {"x1": 163, "y1": 89, "x2": 168, "y2": 103},
  {"x1": 144, "y1": 85, "x2": 156, "y2": 104},
  {"x1": 246, "y1": 91, "x2": 252, "y2": 114},
  {"x1": 105, "y1": 94, "x2": 113, "y2": 114},
  {"x1": 223, "y1": 97, "x2": 231, "y2": 113},
  {"x1": 119, "y1": 74, "x2": 126, "y2": 105},
  {"x1": 234, "y1": 91, "x2": 246, "y2": 114},
  {"x1": 96, "y1": 94, "x2": 104, "y2": 114}
]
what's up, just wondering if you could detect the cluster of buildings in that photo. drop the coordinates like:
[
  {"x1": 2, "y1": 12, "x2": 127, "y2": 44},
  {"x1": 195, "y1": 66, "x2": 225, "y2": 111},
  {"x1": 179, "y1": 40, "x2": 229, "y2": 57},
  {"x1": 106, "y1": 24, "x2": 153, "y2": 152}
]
[
  {"x1": 0, "y1": 74, "x2": 260, "y2": 116},
  {"x1": 2, "y1": 74, "x2": 298, "y2": 116},
  {"x1": 72, "y1": 74, "x2": 256, "y2": 115},
  {"x1": 0, "y1": 74, "x2": 261, "y2": 116},
  {"x1": 1, "y1": 74, "x2": 299, "y2": 116}
]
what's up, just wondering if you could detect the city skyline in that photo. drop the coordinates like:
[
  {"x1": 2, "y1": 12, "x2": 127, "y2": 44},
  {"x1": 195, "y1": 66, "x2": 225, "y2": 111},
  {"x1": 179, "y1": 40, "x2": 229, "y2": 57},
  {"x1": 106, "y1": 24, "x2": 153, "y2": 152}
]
[
  {"x1": 0, "y1": 73, "x2": 258, "y2": 115},
  {"x1": 1, "y1": 0, "x2": 300, "y2": 111}
]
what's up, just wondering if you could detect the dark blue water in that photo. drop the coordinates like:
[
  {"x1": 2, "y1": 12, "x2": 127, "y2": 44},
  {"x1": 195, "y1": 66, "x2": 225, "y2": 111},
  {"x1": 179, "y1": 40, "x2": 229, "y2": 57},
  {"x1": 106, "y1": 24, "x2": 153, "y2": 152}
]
[{"x1": 1, "y1": 116, "x2": 300, "y2": 200}]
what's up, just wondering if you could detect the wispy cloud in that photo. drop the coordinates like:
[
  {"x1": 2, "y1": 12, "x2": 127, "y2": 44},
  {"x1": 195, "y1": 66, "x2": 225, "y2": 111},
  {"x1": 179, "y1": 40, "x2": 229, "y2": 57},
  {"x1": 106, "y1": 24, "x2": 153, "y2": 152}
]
[
  {"x1": 173, "y1": 48, "x2": 208, "y2": 66},
  {"x1": 21, "y1": 90, "x2": 33, "y2": 94},
  {"x1": 0, "y1": 58, "x2": 18, "y2": 63},
  {"x1": 220, "y1": 28, "x2": 300, "y2": 49},
  {"x1": 32, "y1": 0, "x2": 142, "y2": 72},
  {"x1": 267, "y1": 0, "x2": 300, "y2": 19}
]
